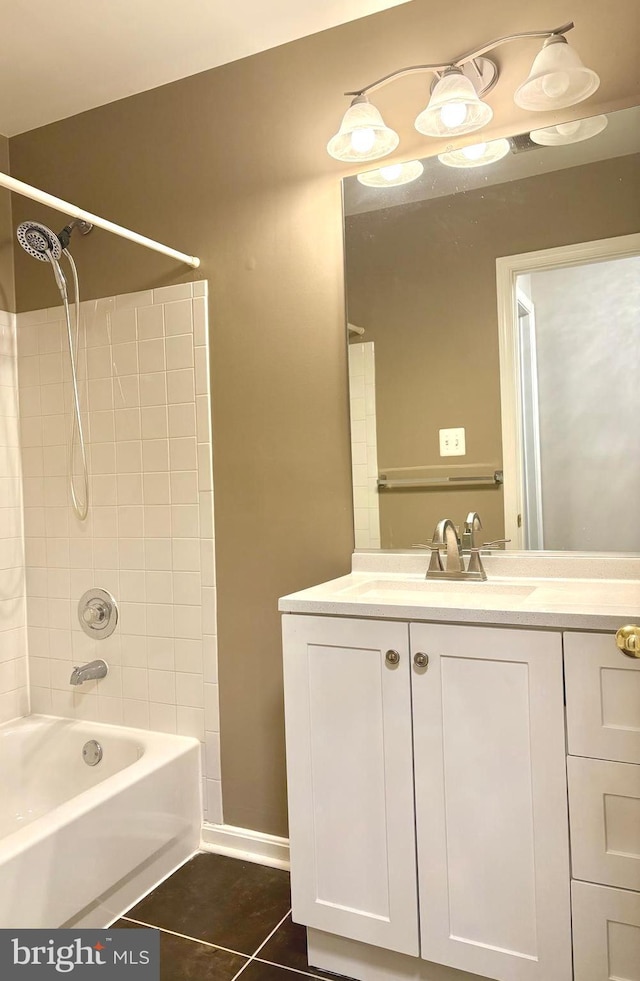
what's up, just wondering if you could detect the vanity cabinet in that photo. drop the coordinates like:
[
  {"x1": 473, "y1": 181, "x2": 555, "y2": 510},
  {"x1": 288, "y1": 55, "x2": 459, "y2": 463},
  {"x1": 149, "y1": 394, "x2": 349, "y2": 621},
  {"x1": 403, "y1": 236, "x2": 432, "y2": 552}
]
[{"x1": 282, "y1": 614, "x2": 572, "y2": 981}]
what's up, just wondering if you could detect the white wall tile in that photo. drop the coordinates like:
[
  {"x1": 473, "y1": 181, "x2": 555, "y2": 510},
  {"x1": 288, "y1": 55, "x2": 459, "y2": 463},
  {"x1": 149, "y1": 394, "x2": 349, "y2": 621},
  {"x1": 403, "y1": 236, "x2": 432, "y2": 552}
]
[
  {"x1": 138, "y1": 305, "x2": 164, "y2": 340},
  {"x1": 164, "y1": 299, "x2": 193, "y2": 334},
  {"x1": 17, "y1": 283, "x2": 219, "y2": 820}
]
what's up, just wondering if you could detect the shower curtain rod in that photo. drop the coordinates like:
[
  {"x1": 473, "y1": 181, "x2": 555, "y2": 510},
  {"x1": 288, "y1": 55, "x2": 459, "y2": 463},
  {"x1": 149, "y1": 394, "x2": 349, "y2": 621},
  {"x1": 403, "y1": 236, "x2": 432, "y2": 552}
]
[{"x1": 0, "y1": 171, "x2": 201, "y2": 268}]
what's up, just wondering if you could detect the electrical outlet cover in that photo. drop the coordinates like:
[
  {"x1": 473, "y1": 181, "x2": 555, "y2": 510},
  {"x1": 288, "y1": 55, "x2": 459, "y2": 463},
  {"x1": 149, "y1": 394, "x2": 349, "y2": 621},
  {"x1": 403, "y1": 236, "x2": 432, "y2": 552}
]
[{"x1": 439, "y1": 427, "x2": 466, "y2": 456}]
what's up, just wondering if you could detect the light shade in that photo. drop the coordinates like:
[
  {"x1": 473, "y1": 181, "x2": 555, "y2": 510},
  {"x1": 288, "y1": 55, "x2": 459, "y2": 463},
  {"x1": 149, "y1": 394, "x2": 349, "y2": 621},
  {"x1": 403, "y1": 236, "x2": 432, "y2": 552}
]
[
  {"x1": 438, "y1": 138, "x2": 510, "y2": 168},
  {"x1": 514, "y1": 36, "x2": 600, "y2": 111},
  {"x1": 415, "y1": 68, "x2": 493, "y2": 138},
  {"x1": 357, "y1": 160, "x2": 424, "y2": 187},
  {"x1": 327, "y1": 96, "x2": 399, "y2": 162},
  {"x1": 529, "y1": 114, "x2": 608, "y2": 145}
]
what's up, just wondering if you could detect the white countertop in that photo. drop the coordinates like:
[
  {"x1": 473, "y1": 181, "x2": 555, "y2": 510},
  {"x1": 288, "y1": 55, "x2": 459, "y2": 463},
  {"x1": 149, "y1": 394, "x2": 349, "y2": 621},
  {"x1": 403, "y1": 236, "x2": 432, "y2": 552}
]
[{"x1": 279, "y1": 561, "x2": 640, "y2": 632}]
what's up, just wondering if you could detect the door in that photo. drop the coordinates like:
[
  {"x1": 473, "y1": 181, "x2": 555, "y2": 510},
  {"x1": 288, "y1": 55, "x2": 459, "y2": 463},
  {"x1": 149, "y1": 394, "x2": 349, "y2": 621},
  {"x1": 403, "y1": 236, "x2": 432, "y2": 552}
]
[
  {"x1": 572, "y1": 880, "x2": 640, "y2": 981},
  {"x1": 410, "y1": 622, "x2": 571, "y2": 981},
  {"x1": 282, "y1": 614, "x2": 419, "y2": 955},
  {"x1": 565, "y1": 630, "x2": 640, "y2": 763}
]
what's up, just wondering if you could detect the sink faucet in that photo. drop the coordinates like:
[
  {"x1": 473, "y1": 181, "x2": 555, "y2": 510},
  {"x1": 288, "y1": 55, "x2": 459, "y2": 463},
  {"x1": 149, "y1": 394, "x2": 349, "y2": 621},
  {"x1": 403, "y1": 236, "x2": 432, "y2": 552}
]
[
  {"x1": 425, "y1": 513, "x2": 508, "y2": 581},
  {"x1": 70, "y1": 659, "x2": 108, "y2": 686}
]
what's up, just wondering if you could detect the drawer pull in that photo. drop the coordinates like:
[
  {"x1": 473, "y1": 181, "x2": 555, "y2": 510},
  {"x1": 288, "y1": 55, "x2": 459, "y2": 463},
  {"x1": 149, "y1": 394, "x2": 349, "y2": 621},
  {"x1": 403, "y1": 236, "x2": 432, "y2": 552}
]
[
  {"x1": 414, "y1": 652, "x2": 429, "y2": 669},
  {"x1": 385, "y1": 650, "x2": 400, "y2": 665},
  {"x1": 615, "y1": 625, "x2": 640, "y2": 658}
]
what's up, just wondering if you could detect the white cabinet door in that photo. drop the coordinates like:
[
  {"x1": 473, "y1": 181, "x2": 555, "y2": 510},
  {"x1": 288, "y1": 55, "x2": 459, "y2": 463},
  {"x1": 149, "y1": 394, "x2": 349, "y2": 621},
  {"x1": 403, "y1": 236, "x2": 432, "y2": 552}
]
[
  {"x1": 411, "y1": 623, "x2": 571, "y2": 981},
  {"x1": 573, "y1": 880, "x2": 640, "y2": 981},
  {"x1": 565, "y1": 630, "x2": 640, "y2": 763},
  {"x1": 282, "y1": 615, "x2": 419, "y2": 956},
  {"x1": 568, "y1": 755, "x2": 640, "y2": 892}
]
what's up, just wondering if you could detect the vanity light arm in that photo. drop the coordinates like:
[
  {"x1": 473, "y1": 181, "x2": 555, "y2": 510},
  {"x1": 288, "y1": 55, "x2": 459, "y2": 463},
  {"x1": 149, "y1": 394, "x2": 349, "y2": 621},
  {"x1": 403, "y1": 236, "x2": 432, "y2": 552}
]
[
  {"x1": 452, "y1": 22, "x2": 574, "y2": 67},
  {"x1": 345, "y1": 63, "x2": 453, "y2": 97},
  {"x1": 344, "y1": 22, "x2": 574, "y2": 97}
]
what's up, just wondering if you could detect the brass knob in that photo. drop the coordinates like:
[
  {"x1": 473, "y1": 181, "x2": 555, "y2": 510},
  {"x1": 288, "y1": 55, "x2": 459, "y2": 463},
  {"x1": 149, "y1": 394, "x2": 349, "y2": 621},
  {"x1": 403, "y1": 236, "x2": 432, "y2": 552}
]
[
  {"x1": 615, "y1": 625, "x2": 640, "y2": 658},
  {"x1": 414, "y1": 652, "x2": 429, "y2": 669},
  {"x1": 385, "y1": 650, "x2": 400, "y2": 666}
]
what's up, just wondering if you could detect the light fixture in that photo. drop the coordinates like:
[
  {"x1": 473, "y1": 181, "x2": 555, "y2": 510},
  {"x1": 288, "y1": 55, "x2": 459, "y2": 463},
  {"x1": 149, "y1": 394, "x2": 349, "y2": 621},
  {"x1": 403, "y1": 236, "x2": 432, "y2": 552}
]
[
  {"x1": 357, "y1": 160, "x2": 424, "y2": 187},
  {"x1": 529, "y1": 114, "x2": 608, "y2": 145},
  {"x1": 415, "y1": 68, "x2": 493, "y2": 138},
  {"x1": 514, "y1": 35, "x2": 600, "y2": 111},
  {"x1": 327, "y1": 96, "x2": 399, "y2": 162},
  {"x1": 438, "y1": 138, "x2": 511, "y2": 168},
  {"x1": 328, "y1": 21, "x2": 600, "y2": 162}
]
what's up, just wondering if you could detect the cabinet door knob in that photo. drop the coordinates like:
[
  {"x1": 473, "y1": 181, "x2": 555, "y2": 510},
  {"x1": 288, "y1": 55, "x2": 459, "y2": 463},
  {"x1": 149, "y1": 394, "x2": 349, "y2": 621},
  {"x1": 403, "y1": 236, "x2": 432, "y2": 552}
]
[
  {"x1": 385, "y1": 650, "x2": 400, "y2": 665},
  {"x1": 616, "y1": 625, "x2": 640, "y2": 658},
  {"x1": 414, "y1": 652, "x2": 429, "y2": 669}
]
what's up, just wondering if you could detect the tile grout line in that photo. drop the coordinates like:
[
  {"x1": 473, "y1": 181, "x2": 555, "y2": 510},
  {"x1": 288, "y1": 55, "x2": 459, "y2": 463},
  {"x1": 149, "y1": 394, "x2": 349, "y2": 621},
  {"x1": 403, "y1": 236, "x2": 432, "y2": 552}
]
[
  {"x1": 250, "y1": 909, "x2": 293, "y2": 960},
  {"x1": 228, "y1": 908, "x2": 292, "y2": 981},
  {"x1": 119, "y1": 915, "x2": 248, "y2": 960}
]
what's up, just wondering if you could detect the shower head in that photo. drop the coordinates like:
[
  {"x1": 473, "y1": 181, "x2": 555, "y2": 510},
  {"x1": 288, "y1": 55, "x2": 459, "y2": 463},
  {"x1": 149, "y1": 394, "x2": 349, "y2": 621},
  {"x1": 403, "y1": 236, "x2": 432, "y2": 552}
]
[
  {"x1": 16, "y1": 221, "x2": 63, "y2": 262},
  {"x1": 16, "y1": 218, "x2": 94, "y2": 262},
  {"x1": 16, "y1": 221, "x2": 70, "y2": 298}
]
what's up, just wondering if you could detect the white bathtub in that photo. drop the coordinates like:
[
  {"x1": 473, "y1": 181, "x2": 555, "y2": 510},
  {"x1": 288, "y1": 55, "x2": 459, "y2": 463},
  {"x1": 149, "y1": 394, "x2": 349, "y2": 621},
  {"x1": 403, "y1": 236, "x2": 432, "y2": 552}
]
[{"x1": 0, "y1": 715, "x2": 201, "y2": 928}]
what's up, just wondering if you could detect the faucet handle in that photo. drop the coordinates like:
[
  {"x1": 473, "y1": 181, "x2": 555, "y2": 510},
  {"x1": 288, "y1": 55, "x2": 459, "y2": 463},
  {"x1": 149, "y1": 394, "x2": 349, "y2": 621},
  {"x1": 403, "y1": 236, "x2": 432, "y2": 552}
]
[
  {"x1": 411, "y1": 542, "x2": 450, "y2": 550},
  {"x1": 411, "y1": 544, "x2": 445, "y2": 572},
  {"x1": 481, "y1": 538, "x2": 511, "y2": 549}
]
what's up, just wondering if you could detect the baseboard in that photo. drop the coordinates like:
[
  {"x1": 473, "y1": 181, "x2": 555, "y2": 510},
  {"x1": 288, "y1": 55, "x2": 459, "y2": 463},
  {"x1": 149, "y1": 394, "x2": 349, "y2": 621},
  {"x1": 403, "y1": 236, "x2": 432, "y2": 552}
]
[{"x1": 200, "y1": 822, "x2": 290, "y2": 870}]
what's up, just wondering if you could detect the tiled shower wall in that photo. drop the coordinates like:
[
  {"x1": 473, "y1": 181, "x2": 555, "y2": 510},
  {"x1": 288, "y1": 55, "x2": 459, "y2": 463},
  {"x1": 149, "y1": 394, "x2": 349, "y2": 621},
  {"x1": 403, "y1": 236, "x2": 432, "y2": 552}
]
[
  {"x1": 17, "y1": 282, "x2": 221, "y2": 822},
  {"x1": 0, "y1": 309, "x2": 28, "y2": 723},
  {"x1": 349, "y1": 341, "x2": 380, "y2": 549}
]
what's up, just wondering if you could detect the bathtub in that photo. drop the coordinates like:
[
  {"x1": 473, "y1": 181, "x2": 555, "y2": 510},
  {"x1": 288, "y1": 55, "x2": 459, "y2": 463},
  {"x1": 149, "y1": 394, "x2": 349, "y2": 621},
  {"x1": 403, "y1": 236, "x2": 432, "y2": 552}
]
[{"x1": 0, "y1": 715, "x2": 201, "y2": 928}]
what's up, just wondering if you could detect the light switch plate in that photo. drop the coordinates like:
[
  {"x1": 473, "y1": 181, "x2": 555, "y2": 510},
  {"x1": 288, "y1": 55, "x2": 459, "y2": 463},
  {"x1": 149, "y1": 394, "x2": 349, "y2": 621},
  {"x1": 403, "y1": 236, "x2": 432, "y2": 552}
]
[{"x1": 439, "y1": 427, "x2": 466, "y2": 456}]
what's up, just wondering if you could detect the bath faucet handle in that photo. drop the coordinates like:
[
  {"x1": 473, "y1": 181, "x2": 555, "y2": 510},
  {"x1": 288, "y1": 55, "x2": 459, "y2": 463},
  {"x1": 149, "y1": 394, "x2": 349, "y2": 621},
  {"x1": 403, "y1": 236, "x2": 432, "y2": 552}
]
[
  {"x1": 78, "y1": 588, "x2": 118, "y2": 639},
  {"x1": 82, "y1": 601, "x2": 108, "y2": 626},
  {"x1": 481, "y1": 538, "x2": 511, "y2": 549}
]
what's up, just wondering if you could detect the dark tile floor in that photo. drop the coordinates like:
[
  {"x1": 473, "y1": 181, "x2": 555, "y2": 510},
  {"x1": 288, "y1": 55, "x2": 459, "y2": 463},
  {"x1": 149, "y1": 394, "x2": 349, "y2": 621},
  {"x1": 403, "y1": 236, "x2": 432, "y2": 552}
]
[{"x1": 115, "y1": 852, "x2": 354, "y2": 981}]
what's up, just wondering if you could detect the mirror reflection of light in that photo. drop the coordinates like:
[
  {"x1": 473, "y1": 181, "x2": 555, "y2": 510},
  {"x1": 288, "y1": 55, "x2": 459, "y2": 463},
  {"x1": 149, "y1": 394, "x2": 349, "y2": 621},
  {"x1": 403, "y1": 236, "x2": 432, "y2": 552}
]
[
  {"x1": 462, "y1": 142, "x2": 487, "y2": 161},
  {"x1": 530, "y1": 114, "x2": 608, "y2": 146},
  {"x1": 438, "y1": 138, "x2": 510, "y2": 168},
  {"x1": 357, "y1": 160, "x2": 425, "y2": 187},
  {"x1": 379, "y1": 164, "x2": 403, "y2": 181},
  {"x1": 556, "y1": 120, "x2": 582, "y2": 136}
]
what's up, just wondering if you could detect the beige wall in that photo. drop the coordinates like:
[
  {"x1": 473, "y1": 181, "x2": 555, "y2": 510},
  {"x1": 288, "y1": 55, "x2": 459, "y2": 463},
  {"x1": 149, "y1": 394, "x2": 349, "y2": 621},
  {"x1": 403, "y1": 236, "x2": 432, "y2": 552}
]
[
  {"x1": 8, "y1": 0, "x2": 640, "y2": 834},
  {"x1": 345, "y1": 154, "x2": 640, "y2": 548}
]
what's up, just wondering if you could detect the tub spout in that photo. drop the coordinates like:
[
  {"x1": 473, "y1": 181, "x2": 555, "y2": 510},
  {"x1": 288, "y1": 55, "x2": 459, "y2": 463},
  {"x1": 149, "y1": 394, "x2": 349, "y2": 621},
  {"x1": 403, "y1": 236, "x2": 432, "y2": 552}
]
[{"x1": 70, "y1": 659, "x2": 108, "y2": 685}]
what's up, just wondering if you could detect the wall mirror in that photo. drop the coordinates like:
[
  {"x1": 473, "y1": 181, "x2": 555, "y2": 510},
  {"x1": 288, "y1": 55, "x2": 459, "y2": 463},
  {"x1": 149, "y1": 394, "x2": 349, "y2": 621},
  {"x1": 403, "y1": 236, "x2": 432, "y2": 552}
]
[{"x1": 343, "y1": 105, "x2": 640, "y2": 553}]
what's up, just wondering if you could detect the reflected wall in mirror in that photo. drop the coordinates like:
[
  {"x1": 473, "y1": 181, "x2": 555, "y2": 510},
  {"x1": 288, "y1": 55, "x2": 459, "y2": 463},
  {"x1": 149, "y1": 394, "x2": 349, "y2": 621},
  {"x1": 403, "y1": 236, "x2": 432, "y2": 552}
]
[{"x1": 343, "y1": 106, "x2": 640, "y2": 553}]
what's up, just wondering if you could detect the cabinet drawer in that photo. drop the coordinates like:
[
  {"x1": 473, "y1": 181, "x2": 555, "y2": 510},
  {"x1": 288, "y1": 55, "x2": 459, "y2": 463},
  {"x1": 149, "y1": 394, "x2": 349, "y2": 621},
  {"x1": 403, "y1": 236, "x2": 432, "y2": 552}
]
[
  {"x1": 572, "y1": 880, "x2": 640, "y2": 981},
  {"x1": 568, "y1": 756, "x2": 640, "y2": 891},
  {"x1": 565, "y1": 631, "x2": 640, "y2": 764}
]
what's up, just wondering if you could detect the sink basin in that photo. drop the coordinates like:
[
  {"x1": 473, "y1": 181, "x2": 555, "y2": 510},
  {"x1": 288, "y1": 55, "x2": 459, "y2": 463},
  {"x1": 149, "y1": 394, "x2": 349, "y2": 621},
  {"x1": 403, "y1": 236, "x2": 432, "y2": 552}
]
[{"x1": 337, "y1": 578, "x2": 537, "y2": 608}]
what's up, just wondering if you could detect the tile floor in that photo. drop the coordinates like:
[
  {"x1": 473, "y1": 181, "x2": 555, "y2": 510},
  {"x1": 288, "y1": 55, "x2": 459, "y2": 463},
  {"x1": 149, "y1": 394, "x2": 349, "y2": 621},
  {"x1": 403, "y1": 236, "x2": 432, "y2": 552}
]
[{"x1": 116, "y1": 852, "x2": 354, "y2": 981}]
